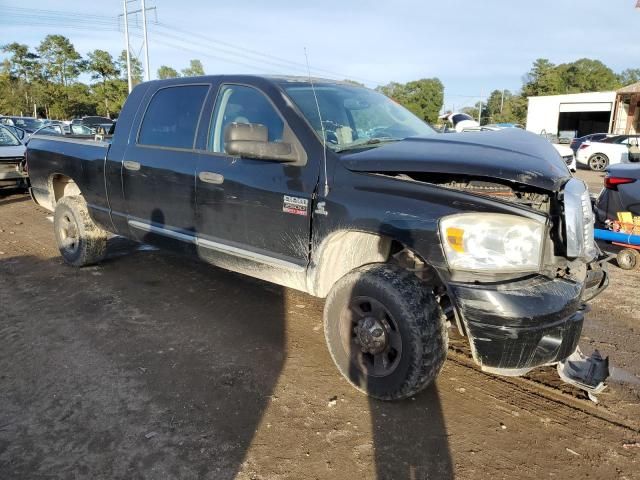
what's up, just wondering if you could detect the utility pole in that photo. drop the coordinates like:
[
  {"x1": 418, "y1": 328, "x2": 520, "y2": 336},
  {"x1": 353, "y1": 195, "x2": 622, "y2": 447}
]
[
  {"x1": 122, "y1": 0, "x2": 133, "y2": 93},
  {"x1": 119, "y1": 1, "x2": 156, "y2": 88},
  {"x1": 500, "y1": 89, "x2": 505, "y2": 114},
  {"x1": 477, "y1": 90, "x2": 482, "y2": 124},
  {"x1": 141, "y1": 0, "x2": 150, "y2": 82}
]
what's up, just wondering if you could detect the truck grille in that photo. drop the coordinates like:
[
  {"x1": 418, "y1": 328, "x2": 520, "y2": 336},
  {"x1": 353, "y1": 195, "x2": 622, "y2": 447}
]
[{"x1": 563, "y1": 178, "x2": 596, "y2": 260}]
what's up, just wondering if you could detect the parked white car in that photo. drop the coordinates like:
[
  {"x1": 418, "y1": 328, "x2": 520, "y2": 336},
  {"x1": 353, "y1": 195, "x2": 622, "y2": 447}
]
[
  {"x1": 576, "y1": 135, "x2": 640, "y2": 171},
  {"x1": 551, "y1": 143, "x2": 576, "y2": 172},
  {"x1": 440, "y1": 112, "x2": 480, "y2": 132}
]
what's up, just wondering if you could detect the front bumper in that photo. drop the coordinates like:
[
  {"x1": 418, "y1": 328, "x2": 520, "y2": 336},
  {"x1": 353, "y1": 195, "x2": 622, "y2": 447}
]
[{"x1": 449, "y1": 261, "x2": 608, "y2": 375}]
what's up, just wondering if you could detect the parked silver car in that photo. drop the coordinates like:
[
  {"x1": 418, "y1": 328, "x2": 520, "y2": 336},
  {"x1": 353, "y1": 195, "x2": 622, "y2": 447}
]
[{"x1": 0, "y1": 125, "x2": 28, "y2": 189}]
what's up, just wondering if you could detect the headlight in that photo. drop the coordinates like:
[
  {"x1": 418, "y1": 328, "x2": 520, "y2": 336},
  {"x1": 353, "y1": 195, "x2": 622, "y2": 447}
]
[
  {"x1": 440, "y1": 213, "x2": 545, "y2": 273},
  {"x1": 563, "y1": 178, "x2": 596, "y2": 260}
]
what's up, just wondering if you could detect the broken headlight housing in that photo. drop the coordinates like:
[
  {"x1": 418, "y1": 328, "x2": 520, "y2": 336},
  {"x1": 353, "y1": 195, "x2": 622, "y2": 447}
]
[
  {"x1": 440, "y1": 213, "x2": 545, "y2": 273},
  {"x1": 563, "y1": 178, "x2": 596, "y2": 261}
]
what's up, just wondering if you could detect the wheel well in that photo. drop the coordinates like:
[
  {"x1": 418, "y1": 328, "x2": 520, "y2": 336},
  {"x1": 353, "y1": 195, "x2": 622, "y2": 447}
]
[
  {"x1": 310, "y1": 231, "x2": 442, "y2": 297},
  {"x1": 49, "y1": 174, "x2": 81, "y2": 209},
  {"x1": 310, "y1": 231, "x2": 462, "y2": 334},
  {"x1": 310, "y1": 231, "x2": 392, "y2": 297}
]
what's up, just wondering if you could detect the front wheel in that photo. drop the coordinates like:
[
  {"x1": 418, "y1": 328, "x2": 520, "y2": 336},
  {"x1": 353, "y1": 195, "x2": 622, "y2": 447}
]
[
  {"x1": 323, "y1": 264, "x2": 448, "y2": 401},
  {"x1": 588, "y1": 153, "x2": 609, "y2": 171},
  {"x1": 54, "y1": 195, "x2": 108, "y2": 267}
]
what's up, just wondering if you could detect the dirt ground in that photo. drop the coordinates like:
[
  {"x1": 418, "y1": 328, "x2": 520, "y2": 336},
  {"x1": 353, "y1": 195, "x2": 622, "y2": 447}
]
[{"x1": 1, "y1": 169, "x2": 639, "y2": 479}]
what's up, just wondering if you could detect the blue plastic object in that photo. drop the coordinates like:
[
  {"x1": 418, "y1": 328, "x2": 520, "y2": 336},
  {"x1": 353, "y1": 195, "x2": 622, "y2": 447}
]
[{"x1": 594, "y1": 228, "x2": 640, "y2": 246}]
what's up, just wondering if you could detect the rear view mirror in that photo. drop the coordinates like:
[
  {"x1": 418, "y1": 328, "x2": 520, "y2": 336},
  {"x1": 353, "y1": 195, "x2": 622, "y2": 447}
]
[{"x1": 224, "y1": 122, "x2": 298, "y2": 162}]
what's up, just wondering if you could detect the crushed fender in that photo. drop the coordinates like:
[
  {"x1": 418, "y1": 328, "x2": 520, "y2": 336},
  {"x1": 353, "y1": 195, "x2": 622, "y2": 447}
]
[{"x1": 557, "y1": 348, "x2": 609, "y2": 403}]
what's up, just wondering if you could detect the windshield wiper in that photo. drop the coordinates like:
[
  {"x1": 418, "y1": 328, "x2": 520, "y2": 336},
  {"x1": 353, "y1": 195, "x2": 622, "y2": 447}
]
[{"x1": 334, "y1": 137, "x2": 402, "y2": 152}]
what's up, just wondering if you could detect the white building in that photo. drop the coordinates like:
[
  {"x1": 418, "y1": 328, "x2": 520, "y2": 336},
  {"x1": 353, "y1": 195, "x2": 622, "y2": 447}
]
[{"x1": 526, "y1": 91, "x2": 616, "y2": 138}]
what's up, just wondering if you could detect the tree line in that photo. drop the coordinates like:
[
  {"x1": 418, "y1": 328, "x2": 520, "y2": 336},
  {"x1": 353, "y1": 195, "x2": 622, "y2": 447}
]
[
  {"x1": 460, "y1": 58, "x2": 640, "y2": 125},
  {"x1": 1, "y1": 34, "x2": 639, "y2": 126},
  {"x1": 0, "y1": 34, "x2": 206, "y2": 119}
]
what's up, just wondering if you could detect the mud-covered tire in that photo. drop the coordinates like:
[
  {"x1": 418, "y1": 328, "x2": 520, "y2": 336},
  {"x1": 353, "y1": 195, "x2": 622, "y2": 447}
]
[
  {"x1": 53, "y1": 195, "x2": 107, "y2": 267},
  {"x1": 323, "y1": 263, "x2": 448, "y2": 401}
]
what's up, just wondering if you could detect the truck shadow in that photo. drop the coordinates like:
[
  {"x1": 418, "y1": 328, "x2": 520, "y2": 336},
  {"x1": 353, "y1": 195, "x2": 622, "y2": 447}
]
[
  {"x1": 0, "y1": 251, "x2": 286, "y2": 479},
  {"x1": 368, "y1": 386, "x2": 453, "y2": 479}
]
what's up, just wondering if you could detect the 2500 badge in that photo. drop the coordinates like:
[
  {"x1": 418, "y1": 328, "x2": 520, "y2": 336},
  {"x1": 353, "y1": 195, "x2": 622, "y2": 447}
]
[{"x1": 283, "y1": 195, "x2": 308, "y2": 216}]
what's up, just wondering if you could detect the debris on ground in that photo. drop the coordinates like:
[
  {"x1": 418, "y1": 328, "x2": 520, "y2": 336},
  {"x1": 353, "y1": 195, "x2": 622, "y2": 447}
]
[{"x1": 557, "y1": 348, "x2": 609, "y2": 402}]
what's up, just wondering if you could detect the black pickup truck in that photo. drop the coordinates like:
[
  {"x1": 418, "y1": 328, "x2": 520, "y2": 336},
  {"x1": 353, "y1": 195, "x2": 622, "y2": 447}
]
[{"x1": 26, "y1": 75, "x2": 608, "y2": 400}]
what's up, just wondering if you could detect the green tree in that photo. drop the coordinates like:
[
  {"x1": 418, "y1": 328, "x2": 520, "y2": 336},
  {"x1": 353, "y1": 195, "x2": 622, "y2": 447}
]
[
  {"x1": 37, "y1": 35, "x2": 83, "y2": 86},
  {"x1": 377, "y1": 78, "x2": 444, "y2": 123},
  {"x1": 523, "y1": 58, "x2": 620, "y2": 97},
  {"x1": 522, "y1": 58, "x2": 564, "y2": 97},
  {"x1": 157, "y1": 65, "x2": 180, "y2": 79},
  {"x1": 117, "y1": 50, "x2": 143, "y2": 85},
  {"x1": 618, "y1": 68, "x2": 640, "y2": 87},
  {"x1": 86, "y1": 49, "x2": 120, "y2": 117},
  {"x1": 561, "y1": 58, "x2": 619, "y2": 93},
  {"x1": 1, "y1": 43, "x2": 42, "y2": 114},
  {"x1": 1, "y1": 42, "x2": 40, "y2": 82},
  {"x1": 181, "y1": 59, "x2": 205, "y2": 77}
]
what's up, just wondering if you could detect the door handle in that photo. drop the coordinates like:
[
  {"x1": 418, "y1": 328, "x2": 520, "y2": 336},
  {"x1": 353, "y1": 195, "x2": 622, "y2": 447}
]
[
  {"x1": 123, "y1": 160, "x2": 141, "y2": 171},
  {"x1": 199, "y1": 171, "x2": 224, "y2": 184}
]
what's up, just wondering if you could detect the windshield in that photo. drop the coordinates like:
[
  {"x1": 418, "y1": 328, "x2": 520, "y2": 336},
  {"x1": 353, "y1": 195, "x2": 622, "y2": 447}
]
[
  {"x1": 11, "y1": 117, "x2": 44, "y2": 131},
  {"x1": 451, "y1": 113, "x2": 475, "y2": 125},
  {"x1": 0, "y1": 126, "x2": 21, "y2": 146},
  {"x1": 283, "y1": 83, "x2": 436, "y2": 151}
]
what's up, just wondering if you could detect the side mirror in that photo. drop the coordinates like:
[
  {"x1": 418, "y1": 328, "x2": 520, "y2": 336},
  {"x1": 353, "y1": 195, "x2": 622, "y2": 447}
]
[{"x1": 224, "y1": 122, "x2": 298, "y2": 162}]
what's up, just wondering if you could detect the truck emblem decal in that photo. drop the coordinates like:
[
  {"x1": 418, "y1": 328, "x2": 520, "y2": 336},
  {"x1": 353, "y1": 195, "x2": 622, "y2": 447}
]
[
  {"x1": 283, "y1": 195, "x2": 308, "y2": 216},
  {"x1": 314, "y1": 201, "x2": 328, "y2": 216}
]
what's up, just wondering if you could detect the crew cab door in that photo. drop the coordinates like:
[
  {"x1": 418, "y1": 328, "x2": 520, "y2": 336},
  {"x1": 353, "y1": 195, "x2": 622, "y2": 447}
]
[
  {"x1": 121, "y1": 83, "x2": 210, "y2": 247},
  {"x1": 195, "y1": 83, "x2": 317, "y2": 270}
]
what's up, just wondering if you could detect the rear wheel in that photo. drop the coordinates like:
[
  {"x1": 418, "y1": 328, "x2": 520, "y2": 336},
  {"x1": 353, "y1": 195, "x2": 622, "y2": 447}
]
[
  {"x1": 588, "y1": 153, "x2": 609, "y2": 171},
  {"x1": 616, "y1": 248, "x2": 640, "y2": 270},
  {"x1": 323, "y1": 264, "x2": 448, "y2": 401},
  {"x1": 54, "y1": 195, "x2": 107, "y2": 267}
]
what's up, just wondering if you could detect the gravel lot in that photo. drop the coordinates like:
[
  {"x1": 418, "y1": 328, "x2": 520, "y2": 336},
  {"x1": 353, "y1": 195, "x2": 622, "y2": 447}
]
[{"x1": 1, "y1": 169, "x2": 639, "y2": 479}]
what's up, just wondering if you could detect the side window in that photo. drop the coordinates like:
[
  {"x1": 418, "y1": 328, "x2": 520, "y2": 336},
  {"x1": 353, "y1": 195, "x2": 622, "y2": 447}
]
[
  {"x1": 208, "y1": 85, "x2": 284, "y2": 153},
  {"x1": 138, "y1": 85, "x2": 209, "y2": 149}
]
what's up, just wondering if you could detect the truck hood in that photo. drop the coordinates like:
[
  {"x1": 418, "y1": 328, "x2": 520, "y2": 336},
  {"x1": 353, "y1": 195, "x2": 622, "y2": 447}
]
[{"x1": 340, "y1": 129, "x2": 571, "y2": 192}]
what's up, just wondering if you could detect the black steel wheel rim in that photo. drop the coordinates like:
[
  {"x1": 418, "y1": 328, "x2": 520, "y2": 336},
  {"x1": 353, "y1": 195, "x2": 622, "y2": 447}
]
[{"x1": 339, "y1": 296, "x2": 403, "y2": 378}]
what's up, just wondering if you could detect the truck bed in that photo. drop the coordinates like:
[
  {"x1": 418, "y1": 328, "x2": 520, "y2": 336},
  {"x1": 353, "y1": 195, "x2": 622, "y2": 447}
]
[{"x1": 27, "y1": 135, "x2": 111, "y2": 212}]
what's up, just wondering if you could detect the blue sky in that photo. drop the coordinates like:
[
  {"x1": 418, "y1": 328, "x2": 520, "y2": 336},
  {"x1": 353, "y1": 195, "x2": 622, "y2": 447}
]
[{"x1": 1, "y1": 0, "x2": 639, "y2": 111}]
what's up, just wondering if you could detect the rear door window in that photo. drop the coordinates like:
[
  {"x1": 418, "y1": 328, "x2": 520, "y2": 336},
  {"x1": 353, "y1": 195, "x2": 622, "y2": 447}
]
[{"x1": 138, "y1": 85, "x2": 209, "y2": 149}]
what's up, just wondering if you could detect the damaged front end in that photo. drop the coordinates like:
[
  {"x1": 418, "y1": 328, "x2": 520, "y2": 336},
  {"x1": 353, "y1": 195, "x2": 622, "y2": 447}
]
[{"x1": 397, "y1": 172, "x2": 609, "y2": 379}]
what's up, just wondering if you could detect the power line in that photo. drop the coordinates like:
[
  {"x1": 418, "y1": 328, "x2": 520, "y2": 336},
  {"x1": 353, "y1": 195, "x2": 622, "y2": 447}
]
[
  {"x1": 152, "y1": 22, "x2": 383, "y2": 85},
  {"x1": 0, "y1": 6, "x2": 384, "y2": 85}
]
